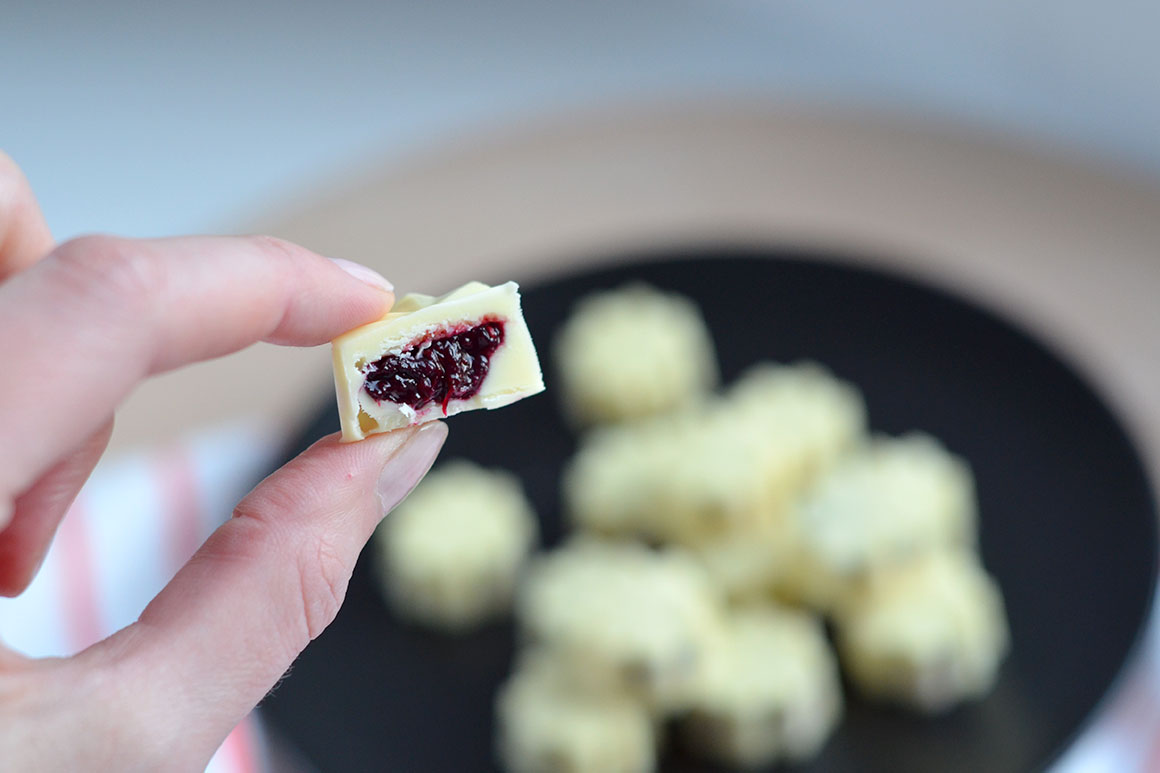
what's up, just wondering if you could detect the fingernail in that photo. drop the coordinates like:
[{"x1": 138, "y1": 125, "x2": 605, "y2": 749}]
[
  {"x1": 330, "y1": 257, "x2": 394, "y2": 293},
  {"x1": 376, "y1": 422, "x2": 448, "y2": 513}
]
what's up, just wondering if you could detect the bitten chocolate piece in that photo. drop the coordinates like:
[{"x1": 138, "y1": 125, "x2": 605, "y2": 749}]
[{"x1": 332, "y1": 281, "x2": 544, "y2": 441}]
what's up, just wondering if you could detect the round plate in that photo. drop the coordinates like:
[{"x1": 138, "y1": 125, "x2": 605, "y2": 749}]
[{"x1": 261, "y1": 249, "x2": 1157, "y2": 773}]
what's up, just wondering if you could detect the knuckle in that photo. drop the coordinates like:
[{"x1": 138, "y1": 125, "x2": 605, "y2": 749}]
[
  {"x1": 232, "y1": 483, "x2": 297, "y2": 528},
  {"x1": 214, "y1": 502, "x2": 277, "y2": 563},
  {"x1": 51, "y1": 235, "x2": 164, "y2": 310},
  {"x1": 249, "y1": 234, "x2": 302, "y2": 264},
  {"x1": 248, "y1": 234, "x2": 314, "y2": 287}
]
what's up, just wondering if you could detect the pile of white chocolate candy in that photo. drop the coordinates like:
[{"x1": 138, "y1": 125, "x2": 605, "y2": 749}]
[{"x1": 373, "y1": 283, "x2": 1009, "y2": 773}]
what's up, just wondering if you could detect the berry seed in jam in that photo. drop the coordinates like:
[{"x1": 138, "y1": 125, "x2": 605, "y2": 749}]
[{"x1": 361, "y1": 321, "x2": 505, "y2": 413}]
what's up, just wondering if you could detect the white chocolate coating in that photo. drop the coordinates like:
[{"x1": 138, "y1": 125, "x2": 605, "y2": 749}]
[
  {"x1": 787, "y1": 433, "x2": 977, "y2": 611},
  {"x1": 688, "y1": 518, "x2": 794, "y2": 603},
  {"x1": 834, "y1": 550, "x2": 1009, "y2": 712},
  {"x1": 496, "y1": 650, "x2": 657, "y2": 773},
  {"x1": 375, "y1": 460, "x2": 538, "y2": 632},
  {"x1": 554, "y1": 283, "x2": 717, "y2": 424},
  {"x1": 332, "y1": 281, "x2": 544, "y2": 441},
  {"x1": 682, "y1": 606, "x2": 843, "y2": 767},
  {"x1": 516, "y1": 539, "x2": 723, "y2": 713},
  {"x1": 564, "y1": 406, "x2": 775, "y2": 545},
  {"x1": 564, "y1": 362, "x2": 866, "y2": 546},
  {"x1": 725, "y1": 361, "x2": 867, "y2": 515}
]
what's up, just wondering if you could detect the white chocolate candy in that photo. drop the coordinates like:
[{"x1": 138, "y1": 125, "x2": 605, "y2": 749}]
[
  {"x1": 688, "y1": 518, "x2": 795, "y2": 603},
  {"x1": 332, "y1": 281, "x2": 544, "y2": 441},
  {"x1": 554, "y1": 283, "x2": 717, "y2": 425},
  {"x1": 682, "y1": 606, "x2": 843, "y2": 767},
  {"x1": 563, "y1": 406, "x2": 775, "y2": 546},
  {"x1": 516, "y1": 539, "x2": 724, "y2": 714},
  {"x1": 564, "y1": 362, "x2": 866, "y2": 547},
  {"x1": 834, "y1": 550, "x2": 1009, "y2": 712},
  {"x1": 786, "y1": 433, "x2": 977, "y2": 611},
  {"x1": 496, "y1": 650, "x2": 658, "y2": 773},
  {"x1": 725, "y1": 361, "x2": 867, "y2": 515},
  {"x1": 374, "y1": 460, "x2": 538, "y2": 632}
]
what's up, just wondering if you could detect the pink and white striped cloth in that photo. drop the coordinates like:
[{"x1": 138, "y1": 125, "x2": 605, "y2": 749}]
[
  {"x1": 1, "y1": 422, "x2": 1158, "y2": 772},
  {"x1": 0, "y1": 423, "x2": 281, "y2": 773}
]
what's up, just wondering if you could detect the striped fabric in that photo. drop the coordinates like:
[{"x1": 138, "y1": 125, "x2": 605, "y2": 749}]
[
  {"x1": 0, "y1": 422, "x2": 1156, "y2": 771},
  {"x1": 0, "y1": 422, "x2": 279, "y2": 773}
]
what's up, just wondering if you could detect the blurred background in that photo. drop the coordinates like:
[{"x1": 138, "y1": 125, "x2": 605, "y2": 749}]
[
  {"x1": 7, "y1": 1, "x2": 1160, "y2": 240},
  {"x1": 3, "y1": 1, "x2": 1160, "y2": 772}
]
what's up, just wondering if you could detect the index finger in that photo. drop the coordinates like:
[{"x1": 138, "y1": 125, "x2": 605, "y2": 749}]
[{"x1": 0, "y1": 234, "x2": 393, "y2": 511}]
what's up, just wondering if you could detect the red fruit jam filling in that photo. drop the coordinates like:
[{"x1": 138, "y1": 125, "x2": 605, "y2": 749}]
[{"x1": 361, "y1": 321, "x2": 505, "y2": 413}]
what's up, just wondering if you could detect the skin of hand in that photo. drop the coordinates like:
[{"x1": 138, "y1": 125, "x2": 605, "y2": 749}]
[{"x1": 0, "y1": 151, "x2": 447, "y2": 770}]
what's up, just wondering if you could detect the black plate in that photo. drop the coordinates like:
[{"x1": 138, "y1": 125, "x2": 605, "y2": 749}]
[{"x1": 261, "y1": 248, "x2": 1157, "y2": 773}]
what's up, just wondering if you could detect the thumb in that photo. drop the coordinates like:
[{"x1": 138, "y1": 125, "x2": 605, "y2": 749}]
[{"x1": 80, "y1": 422, "x2": 447, "y2": 767}]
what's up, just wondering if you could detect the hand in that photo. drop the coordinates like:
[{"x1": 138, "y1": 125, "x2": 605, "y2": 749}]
[{"x1": 0, "y1": 152, "x2": 447, "y2": 770}]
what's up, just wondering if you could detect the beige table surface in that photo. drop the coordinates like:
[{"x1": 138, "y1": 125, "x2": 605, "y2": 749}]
[{"x1": 111, "y1": 102, "x2": 1160, "y2": 496}]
